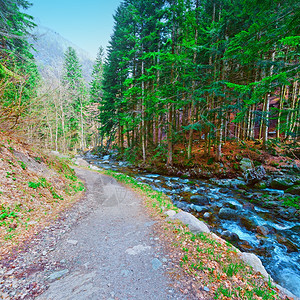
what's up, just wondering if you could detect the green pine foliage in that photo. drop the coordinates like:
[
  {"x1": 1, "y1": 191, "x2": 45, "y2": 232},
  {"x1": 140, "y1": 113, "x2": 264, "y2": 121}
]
[
  {"x1": 100, "y1": 0, "x2": 299, "y2": 163},
  {"x1": 0, "y1": 0, "x2": 39, "y2": 131},
  {"x1": 62, "y1": 47, "x2": 89, "y2": 151},
  {"x1": 90, "y1": 46, "x2": 104, "y2": 104}
]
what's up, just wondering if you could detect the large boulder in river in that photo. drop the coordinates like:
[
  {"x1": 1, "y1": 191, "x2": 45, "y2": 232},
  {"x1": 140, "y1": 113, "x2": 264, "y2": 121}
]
[
  {"x1": 270, "y1": 177, "x2": 295, "y2": 190},
  {"x1": 276, "y1": 235, "x2": 298, "y2": 253},
  {"x1": 240, "y1": 158, "x2": 254, "y2": 172},
  {"x1": 218, "y1": 207, "x2": 239, "y2": 220},
  {"x1": 244, "y1": 166, "x2": 266, "y2": 185},
  {"x1": 286, "y1": 185, "x2": 300, "y2": 196},
  {"x1": 190, "y1": 195, "x2": 210, "y2": 205},
  {"x1": 221, "y1": 230, "x2": 240, "y2": 242},
  {"x1": 170, "y1": 211, "x2": 210, "y2": 234}
]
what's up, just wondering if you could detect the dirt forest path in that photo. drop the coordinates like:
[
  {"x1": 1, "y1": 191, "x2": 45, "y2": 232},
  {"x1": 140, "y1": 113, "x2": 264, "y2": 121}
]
[
  {"x1": 1, "y1": 167, "x2": 187, "y2": 299},
  {"x1": 38, "y1": 167, "x2": 187, "y2": 299}
]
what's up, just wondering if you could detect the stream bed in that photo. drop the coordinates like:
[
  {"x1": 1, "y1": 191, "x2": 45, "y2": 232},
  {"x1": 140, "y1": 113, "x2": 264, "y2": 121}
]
[{"x1": 86, "y1": 155, "x2": 300, "y2": 297}]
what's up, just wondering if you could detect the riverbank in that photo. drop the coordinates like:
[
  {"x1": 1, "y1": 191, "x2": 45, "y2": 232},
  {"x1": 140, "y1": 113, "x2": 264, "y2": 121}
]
[
  {"x1": 96, "y1": 139, "x2": 299, "y2": 187},
  {"x1": 89, "y1": 139, "x2": 300, "y2": 226},
  {"x1": 87, "y1": 144, "x2": 300, "y2": 227},
  {"x1": 93, "y1": 167, "x2": 298, "y2": 299},
  {"x1": 85, "y1": 154, "x2": 300, "y2": 298}
]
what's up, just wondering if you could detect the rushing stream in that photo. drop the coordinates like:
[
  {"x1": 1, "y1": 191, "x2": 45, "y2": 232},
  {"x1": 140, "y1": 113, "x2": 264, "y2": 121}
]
[{"x1": 86, "y1": 154, "x2": 300, "y2": 297}]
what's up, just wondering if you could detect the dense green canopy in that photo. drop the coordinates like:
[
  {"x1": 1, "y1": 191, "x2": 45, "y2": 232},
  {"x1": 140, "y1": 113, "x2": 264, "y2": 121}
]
[{"x1": 100, "y1": 0, "x2": 299, "y2": 163}]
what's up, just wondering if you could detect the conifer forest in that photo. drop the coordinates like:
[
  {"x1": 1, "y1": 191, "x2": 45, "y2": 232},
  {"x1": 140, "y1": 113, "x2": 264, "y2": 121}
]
[
  {"x1": 101, "y1": 0, "x2": 299, "y2": 164},
  {"x1": 0, "y1": 0, "x2": 299, "y2": 163},
  {"x1": 0, "y1": 0, "x2": 300, "y2": 298}
]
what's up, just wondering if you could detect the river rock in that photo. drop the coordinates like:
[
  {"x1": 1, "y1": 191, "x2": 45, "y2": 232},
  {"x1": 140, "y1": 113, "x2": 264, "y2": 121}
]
[
  {"x1": 285, "y1": 185, "x2": 300, "y2": 196},
  {"x1": 276, "y1": 236, "x2": 298, "y2": 253},
  {"x1": 270, "y1": 177, "x2": 295, "y2": 190},
  {"x1": 190, "y1": 204, "x2": 204, "y2": 212},
  {"x1": 286, "y1": 206, "x2": 298, "y2": 215},
  {"x1": 242, "y1": 202, "x2": 255, "y2": 210},
  {"x1": 218, "y1": 207, "x2": 239, "y2": 220},
  {"x1": 261, "y1": 200, "x2": 280, "y2": 209},
  {"x1": 276, "y1": 207, "x2": 299, "y2": 221},
  {"x1": 221, "y1": 230, "x2": 239, "y2": 241},
  {"x1": 239, "y1": 253, "x2": 269, "y2": 279},
  {"x1": 190, "y1": 195, "x2": 210, "y2": 205},
  {"x1": 256, "y1": 225, "x2": 269, "y2": 236},
  {"x1": 255, "y1": 249, "x2": 271, "y2": 259},
  {"x1": 203, "y1": 212, "x2": 211, "y2": 219},
  {"x1": 240, "y1": 217, "x2": 255, "y2": 231},
  {"x1": 240, "y1": 158, "x2": 254, "y2": 172},
  {"x1": 238, "y1": 240, "x2": 254, "y2": 252},
  {"x1": 253, "y1": 181, "x2": 267, "y2": 189},
  {"x1": 223, "y1": 202, "x2": 238, "y2": 210},
  {"x1": 170, "y1": 211, "x2": 210, "y2": 234},
  {"x1": 244, "y1": 166, "x2": 266, "y2": 185}
]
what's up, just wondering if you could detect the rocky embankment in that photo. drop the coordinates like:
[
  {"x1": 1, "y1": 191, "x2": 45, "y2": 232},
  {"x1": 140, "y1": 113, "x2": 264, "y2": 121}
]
[
  {"x1": 149, "y1": 158, "x2": 299, "y2": 192},
  {"x1": 132, "y1": 156, "x2": 300, "y2": 220}
]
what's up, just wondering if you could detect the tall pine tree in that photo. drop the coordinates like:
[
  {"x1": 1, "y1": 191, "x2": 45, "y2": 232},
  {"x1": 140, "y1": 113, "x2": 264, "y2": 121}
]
[{"x1": 62, "y1": 47, "x2": 87, "y2": 151}]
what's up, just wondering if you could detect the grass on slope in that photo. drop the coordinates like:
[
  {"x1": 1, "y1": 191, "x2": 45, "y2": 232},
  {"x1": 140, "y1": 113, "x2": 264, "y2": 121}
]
[{"x1": 0, "y1": 133, "x2": 85, "y2": 258}]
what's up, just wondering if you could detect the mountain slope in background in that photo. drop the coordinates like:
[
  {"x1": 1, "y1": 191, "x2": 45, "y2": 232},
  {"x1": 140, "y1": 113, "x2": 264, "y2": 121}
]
[{"x1": 30, "y1": 25, "x2": 94, "y2": 83}]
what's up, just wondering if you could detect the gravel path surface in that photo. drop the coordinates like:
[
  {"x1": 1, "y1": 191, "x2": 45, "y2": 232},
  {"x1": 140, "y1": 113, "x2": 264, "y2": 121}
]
[{"x1": 1, "y1": 168, "x2": 186, "y2": 299}]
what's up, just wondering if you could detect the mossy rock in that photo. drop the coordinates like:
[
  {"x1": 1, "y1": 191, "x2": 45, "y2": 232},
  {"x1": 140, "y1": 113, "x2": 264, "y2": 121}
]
[
  {"x1": 270, "y1": 178, "x2": 295, "y2": 190},
  {"x1": 254, "y1": 182, "x2": 267, "y2": 189},
  {"x1": 285, "y1": 185, "x2": 300, "y2": 196},
  {"x1": 240, "y1": 158, "x2": 254, "y2": 172}
]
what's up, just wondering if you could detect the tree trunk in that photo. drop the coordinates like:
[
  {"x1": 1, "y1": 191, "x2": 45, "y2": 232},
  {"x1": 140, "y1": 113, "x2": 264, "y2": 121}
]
[
  {"x1": 141, "y1": 59, "x2": 146, "y2": 162},
  {"x1": 262, "y1": 50, "x2": 275, "y2": 148},
  {"x1": 167, "y1": 103, "x2": 173, "y2": 166},
  {"x1": 187, "y1": 4, "x2": 199, "y2": 160}
]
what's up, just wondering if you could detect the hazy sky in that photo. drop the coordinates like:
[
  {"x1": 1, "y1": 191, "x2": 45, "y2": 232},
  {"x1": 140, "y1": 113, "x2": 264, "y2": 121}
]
[{"x1": 28, "y1": 0, "x2": 122, "y2": 59}]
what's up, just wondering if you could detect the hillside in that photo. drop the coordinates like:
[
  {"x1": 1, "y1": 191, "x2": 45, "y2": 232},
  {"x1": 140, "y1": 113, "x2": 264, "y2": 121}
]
[
  {"x1": 29, "y1": 25, "x2": 94, "y2": 82},
  {"x1": 0, "y1": 133, "x2": 84, "y2": 258}
]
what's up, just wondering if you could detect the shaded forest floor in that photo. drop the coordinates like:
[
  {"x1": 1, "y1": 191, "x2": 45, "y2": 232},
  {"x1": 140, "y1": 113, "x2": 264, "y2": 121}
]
[{"x1": 131, "y1": 139, "x2": 300, "y2": 179}]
